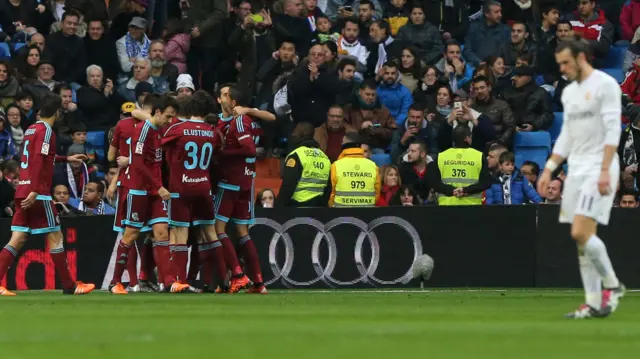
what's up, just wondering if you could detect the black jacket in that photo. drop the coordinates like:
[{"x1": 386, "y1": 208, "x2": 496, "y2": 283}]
[
  {"x1": 276, "y1": 140, "x2": 331, "y2": 207},
  {"x1": 54, "y1": 109, "x2": 87, "y2": 154},
  {"x1": 84, "y1": 34, "x2": 120, "y2": 84},
  {"x1": 500, "y1": 40, "x2": 537, "y2": 67},
  {"x1": 76, "y1": 86, "x2": 125, "y2": 130},
  {"x1": 366, "y1": 37, "x2": 404, "y2": 78},
  {"x1": 423, "y1": 0, "x2": 470, "y2": 43},
  {"x1": 47, "y1": 31, "x2": 87, "y2": 83},
  {"x1": 289, "y1": 60, "x2": 339, "y2": 127},
  {"x1": 272, "y1": 13, "x2": 313, "y2": 56},
  {"x1": 399, "y1": 160, "x2": 435, "y2": 201},
  {"x1": 502, "y1": 82, "x2": 553, "y2": 130},
  {"x1": 256, "y1": 58, "x2": 296, "y2": 106}
]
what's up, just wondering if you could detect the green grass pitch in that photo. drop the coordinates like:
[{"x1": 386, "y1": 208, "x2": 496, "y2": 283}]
[{"x1": 0, "y1": 289, "x2": 638, "y2": 359}]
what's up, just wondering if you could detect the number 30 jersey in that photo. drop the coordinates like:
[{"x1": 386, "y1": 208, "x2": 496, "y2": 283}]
[
  {"x1": 15, "y1": 121, "x2": 57, "y2": 199},
  {"x1": 162, "y1": 119, "x2": 219, "y2": 196}
]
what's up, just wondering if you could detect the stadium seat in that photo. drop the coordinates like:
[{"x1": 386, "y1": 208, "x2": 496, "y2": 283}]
[
  {"x1": 515, "y1": 152, "x2": 548, "y2": 171},
  {"x1": 514, "y1": 132, "x2": 551, "y2": 169},
  {"x1": 549, "y1": 112, "x2": 563, "y2": 144},
  {"x1": 95, "y1": 148, "x2": 105, "y2": 161},
  {"x1": 371, "y1": 153, "x2": 391, "y2": 167},
  {"x1": 13, "y1": 43, "x2": 26, "y2": 51},
  {"x1": 601, "y1": 68, "x2": 625, "y2": 83},
  {"x1": 602, "y1": 46, "x2": 626, "y2": 68},
  {"x1": 0, "y1": 43, "x2": 9, "y2": 58},
  {"x1": 87, "y1": 131, "x2": 105, "y2": 147}
]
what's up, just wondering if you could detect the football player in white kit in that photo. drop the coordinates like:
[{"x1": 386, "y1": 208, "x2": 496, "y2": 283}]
[{"x1": 537, "y1": 40, "x2": 625, "y2": 319}]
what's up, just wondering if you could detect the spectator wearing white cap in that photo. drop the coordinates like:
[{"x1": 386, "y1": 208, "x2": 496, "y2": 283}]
[
  {"x1": 176, "y1": 74, "x2": 195, "y2": 98},
  {"x1": 115, "y1": 16, "x2": 151, "y2": 82}
]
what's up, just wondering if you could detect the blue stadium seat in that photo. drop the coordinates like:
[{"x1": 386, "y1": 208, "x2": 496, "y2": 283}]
[
  {"x1": 601, "y1": 68, "x2": 625, "y2": 83},
  {"x1": 95, "y1": 148, "x2": 105, "y2": 161},
  {"x1": 87, "y1": 131, "x2": 105, "y2": 147},
  {"x1": 549, "y1": 112, "x2": 563, "y2": 144},
  {"x1": 514, "y1": 153, "x2": 548, "y2": 171},
  {"x1": 371, "y1": 153, "x2": 391, "y2": 167},
  {"x1": 514, "y1": 132, "x2": 552, "y2": 169},
  {"x1": 13, "y1": 43, "x2": 26, "y2": 51},
  {"x1": 0, "y1": 43, "x2": 9, "y2": 58},
  {"x1": 602, "y1": 46, "x2": 626, "y2": 68}
]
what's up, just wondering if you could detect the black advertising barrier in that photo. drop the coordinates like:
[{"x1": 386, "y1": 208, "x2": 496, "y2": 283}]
[{"x1": 0, "y1": 205, "x2": 638, "y2": 290}]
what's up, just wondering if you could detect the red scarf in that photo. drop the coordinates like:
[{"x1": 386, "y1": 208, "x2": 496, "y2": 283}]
[{"x1": 376, "y1": 185, "x2": 399, "y2": 206}]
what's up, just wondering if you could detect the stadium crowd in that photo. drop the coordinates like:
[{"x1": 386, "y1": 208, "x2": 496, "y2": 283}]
[{"x1": 0, "y1": 0, "x2": 639, "y2": 214}]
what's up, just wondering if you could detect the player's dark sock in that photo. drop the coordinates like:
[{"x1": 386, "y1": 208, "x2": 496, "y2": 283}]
[
  {"x1": 238, "y1": 235, "x2": 263, "y2": 284},
  {"x1": 49, "y1": 247, "x2": 76, "y2": 290},
  {"x1": 139, "y1": 238, "x2": 154, "y2": 281},
  {"x1": 172, "y1": 244, "x2": 189, "y2": 281},
  {"x1": 152, "y1": 241, "x2": 171, "y2": 286},
  {"x1": 218, "y1": 233, "x2": 243, "y2": 276},
  {"x1": 111, "y1": 241, "x2": 131, "y2": 285},
  {"x1": 0, "y1": 245, "x2": 18, "y2": 279},
  {"x1": 198, "y1": 242, "x2": 215, "y2": 287},
  {"x1": 126, "y1": 244, "x2": 138, "y2": 287},
  {"x1": 210, "y1": 241, "x2": 228, "y2": 285},
  {"x1": 187, "y1": 247, "x2": 200, "y2": 281}
]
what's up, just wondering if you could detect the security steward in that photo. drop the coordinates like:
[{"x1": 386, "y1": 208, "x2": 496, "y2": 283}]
[
  {"x1": 329, "y1": 132, "x2": 380, "y2": 207},
  {"x1": 432, "y1": 126, "x2": 491, "y2": 205},
  {"x1": 277, "y1": 122, "x2": 331, "y2": 207}
]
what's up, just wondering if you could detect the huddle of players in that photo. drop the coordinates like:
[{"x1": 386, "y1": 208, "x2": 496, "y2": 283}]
[{"x1": 107, "y1": 85, "x2": 265, "y2": 294}]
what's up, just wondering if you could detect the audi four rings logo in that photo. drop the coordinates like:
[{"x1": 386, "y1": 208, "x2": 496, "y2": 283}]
[{"x1": 251, "y1": 217, "x2": 423, "y2": 287}]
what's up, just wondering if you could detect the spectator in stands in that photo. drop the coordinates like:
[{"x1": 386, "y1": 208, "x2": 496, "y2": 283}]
[
  {"x1": 0, "y1": 114, "x2": 15, "y2": 162},
  {"x1": 619, "y1": 109, "x2": 640, "y2": 188},
  {"x1": 335, "y1": 58, "x2": 358, "y2": 105},
  {"x1": 315, "y1": 105, "x2": 357, "y2": 162},
  {"x1": 289, "y1": 43, "x2": 339, "y2": 127},
  {"x1": 413, "y1": 66, "x2": 443, "y2": 109},
  {"x1": 50, "y1": 3, "x2": 87, "y2": 37},
  {"x1": 520, "y1": 160, "x2": 540, "y2": 187},
  {"x1": 326, "y1": 0, "x2": 384, "y2": 24},
  {"x1": 54, "y1": 83, "x2": 86, "y2": 154},
  {"x1": 115, "y1": 17, "x2": 150, "y2": 80},
  {"x1": 486, "y1": 56, "x2": 511, "y2": 97},
  {"x1": 439, "y1": 92, "x2": 496, "y2": 153},
  {"x1": 391, "y1": 104, "x2": 436, "y2": 161},
  {"x1": 103, "y1": 164, "x2": 118, "y2": 206},
  {"x1": 399, "y1": 139, "x2": 433, "y2": 202},
  {"x1": 68, "y1": 180, "x2": 115, "y2": 215},
  {"x1": 463, "y1": 0, "x2": 511, "y2": 67},
  {"x1": 5, "y1": 105, "x2": 24, "y2": 155},
  {"x1": 47, "y1": 10, "x2": 86, "y2": 85},
  {"x1": 15, "y1": 45, "x2": 41, "y2": 83},
  {"x1": 423, "y1": 0, "x2": 469, "y2": 43},
  {"x1": 486, "y1": 151, "x2": 541, "y2": 204},
  {"x1": 337, "y1": 17, "x2": 369, "y2": 72},
  {"x1": 622, "y1": 59, "x2": 640, "y2": 105},
  {"x1": 432, "y1": 126, "x2": 491, "y2": 205},
  {"x1": 501, "y1": 0, "x2": 534, "y2": 25},
  {"x1": 256, "y1": 39, "x2": 297, "y2": 107},
  {"x1": 623, "y1": 37, "x2": 640, "y2": 73},
  {"x1": 256, "y1": 188, "x2": 276, "y2": 208},
  {"x1": 52, "y1": 183, "x2": 82, "y2": 216},
  {"x1": 77, "y1": 65, "x2": 124, "y2": 130},
  {"x1": 0, "y1": 61, "x2": 20, "y2": 107},
  {"x1": 486, "y1": 142, "x2": 508, "y2": 175},
  {"x1": 618, "y1": 189, "x2": 639, "y2": 208},
  {"x1": 22, "y1": 60, "x2": 57, "y2": 106},
  {"x1": 566, "y1": 0, "x2": 613, "y2": 65},
  {"x1": 543, "y1": 178, "x2": 562, "y2": 204},
  {"x1": 163, "y1": 18, "x2": 190, "y2": 74},
  {"x1": 621, "y1": 0, "x2": 640, "y2": 41},
  {"x1": 396, "y1": 46, "x2": 424, "y2": 93},
  {"x1": 533, "y1": 5, "x2": 560, "y2": 83},
  {"x1": 356, "y1": 0, "x2": 375, "y2": 45},
  {"x1": 376, "y1": 165, "x2": 401, "y2": 206},
  {"x1": 148, "y1": 40, "x2": 178, "y2": 93},
  {"x1": 435, "y1": 40, "x2": 474, "y2": 93},
  {"x1": 84, "y1": 19, "x2": 120, "y2": 84},
  {"x1": 471, "y1": 76, "x2": 515, "y2": 146},
  {"x1": 501, "y1": 21, "x2": 536, "y2": 68},
  {"x1": 502, "y1": 65, "x2": 553, "y2": 131},
  {"x1": 343, "y1": 79, "x2": 396, "y2": 150},
  {"x1": 366, "y1": 20, "x2": 403, "y2": 78},
  {"x1": 389, "y1": 184, "x2": 422, "y2": 206},
  {"x1": 117, "y1": 57, "x2": 158, "y2": 102},
  {"x1": 176, "y1": 74, "x2": 195, "y2": 98},
  {"x1": 53, "y1": 143, "x2": 98, "y2": 199},
  {"x1": 376, "y1": 61, "x2": 412, "y2": 126},
  {"x1": 15, "y1": 91, "x2": 36, "y2": 126},
  {"x1": 0, "y1": 162, "x2": 16, "y2": 217},
  {"x1": 273, "y1": 0, "x2": 313, "y2": 56},
  {"x1": 396, "y1": 4, "x2": 442, "y2": 66}
]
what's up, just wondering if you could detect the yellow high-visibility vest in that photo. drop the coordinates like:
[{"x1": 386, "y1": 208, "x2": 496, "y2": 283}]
[
  {"x1": 437, "y1": 147, "x2": 483, "y2": 206},
  {"x1": 333, "y1": 157, "x2": 377, "y2": 207},
  {"x1": 287, "y1": 146, "x2": 330, "y2": 202}
]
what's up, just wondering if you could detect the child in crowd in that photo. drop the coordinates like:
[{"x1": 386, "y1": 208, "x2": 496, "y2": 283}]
[
  {"x1": 486, "y1": 152, "x2": 542, "y2": 205},
  {"x1": 5, "y1": 104, "x2": 24, "y2": 156},
  {"x1": 313, "y1": 15, "x2": 339, "y2": 44},
  {"x1": 71, "y1": 124, "x2": 97, "y2": 166},
  {"x1": 15, "y1": 91, "x2": 36, "y2": 128},
  {"x1": 384, "y1": 0, "x2": 409, "y2": 36}
]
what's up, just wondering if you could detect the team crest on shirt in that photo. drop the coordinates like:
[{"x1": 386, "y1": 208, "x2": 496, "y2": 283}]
[
  {"x1": 135, "y1": 142, "x2": 144, "y2": 154},
  {"x1": 41, "y1": 143, "x2": 49, "y2": 155},
  {"x1": 132, "y1": 212, "x2": 139, "y2": 221}
]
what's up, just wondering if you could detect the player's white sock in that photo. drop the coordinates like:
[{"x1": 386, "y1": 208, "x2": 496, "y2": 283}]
[
  {"x1": 578, "y1": 248, "x2": 602, "y2": 309},
  {"x1": 116, "y1": 232, "x2": 124, "y2": 242},
  {"x1": 584, "y1": 234, "x2": 620, "y2": 289}
]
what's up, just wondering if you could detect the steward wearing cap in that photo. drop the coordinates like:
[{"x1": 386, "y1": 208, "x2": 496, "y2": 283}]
[
  {"x1": 501, "y1": 65, "x2": 554, "y2": 131},
  {"x1": 329, "y1": 132, "x2": 380, "y2": 207},
  {"x1": 277, "y1": 122, "x2": 331, "y2": 207},
  {"x1": 433, "y1": 126, "x2": 491, "y2": 205}
]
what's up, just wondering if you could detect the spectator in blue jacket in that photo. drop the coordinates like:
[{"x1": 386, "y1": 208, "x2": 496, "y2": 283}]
[
  {"x1": 377, "y1": 61, "x2": 413, "y2": 126},
  {"x1": 434, "y1": 40, "x2": 474, "y2": 92},
  {"x1": 67, "y1": 181, "x2": 116, "y2": 215},
  {"x1": 486, "y1": 151, "x2": 542, "y2": 205},
  {"x1": 463, "y1": 0, "x2": 511, "y2": 67},
  {"x1": 0, "y1": 114, "x2": 16, "y2": 162}
]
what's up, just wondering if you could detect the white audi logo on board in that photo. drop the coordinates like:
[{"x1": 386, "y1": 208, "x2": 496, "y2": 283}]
[{"x1": 251, "y1": 216, "x2": 423, "y2": 287}]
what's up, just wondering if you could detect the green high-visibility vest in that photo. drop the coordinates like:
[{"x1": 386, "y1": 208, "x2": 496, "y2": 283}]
[
  {"x1": 437, "y1": 147, "x2": 483, "y2": 206},
  {"x1": 287, "y1": 146, "x2": 330, "y2": 202}
]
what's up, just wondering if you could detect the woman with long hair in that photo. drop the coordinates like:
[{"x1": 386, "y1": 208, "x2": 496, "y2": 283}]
[
  {"x1": 398, "y1": 46, "x2": 425, "y2": 93},
  {"x1": 15, "y1": 45, "x2": 40, "y2": 83},
  {"x1": 389, "y1": 184, "x2": 422, "y2": 206},
  {"x1": 0, "y1": 61, "x2": 20, "y2": 107},
  {"x1": 376, "y1": 165, "x2": 402, "y2": 206},
  {"x1": 486, "y1": 55, "x2": 511, "y2": 97},
  {"x1": 413, "y1": 65, "x2": 444, "y2": 108},
  {"x1": 255, "y1": 188, "x2": 276, "y2": 209}
]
